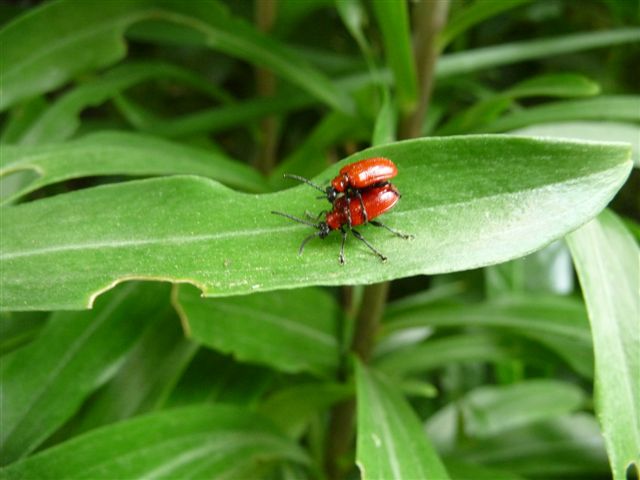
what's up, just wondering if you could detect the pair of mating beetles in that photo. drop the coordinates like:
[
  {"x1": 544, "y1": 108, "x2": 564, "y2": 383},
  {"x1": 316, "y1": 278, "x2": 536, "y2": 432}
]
[{"x1": 272, "y1": 157, "x2": 411, "y2": 264}]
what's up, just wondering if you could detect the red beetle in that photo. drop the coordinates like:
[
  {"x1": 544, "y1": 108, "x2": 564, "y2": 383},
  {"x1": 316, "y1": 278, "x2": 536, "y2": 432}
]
[
  {"x1": 284, "y1": 157, "x2": 398, "y2": 224},
  {"x1": 330, "y1": 157, "x2": 397, "y2": 198},
  {"x1": 272, "y1": 183, "x2": 411, "y2": 264}
]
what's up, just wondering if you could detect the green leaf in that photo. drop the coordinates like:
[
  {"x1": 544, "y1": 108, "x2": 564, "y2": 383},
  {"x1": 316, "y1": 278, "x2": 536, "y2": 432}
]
[
  {"x1": 355, "y1": 360, "x2": 449, "y2": 480},
  {"x1": 371, "y1": 0, "x2": 417, "y2": 112},
  {"x1": 437, "y1": 28, "x2": 640, "y2": 78},
  {"x1": 566, "y1": 210, "x2": 640, "y2": 479},
  {"x1": 0, "y1": 282, "x2": 167, "y2": 465},
  {"x1": 483, "y1": 95, "x2": 640, "y2": 133},
  {"x1": 0, "y1": 136, "x2": 631, "y2": 311},
  {"x1": 375, "y1": 333, "x2": 536, "y2": 377},
  {"x1": 1, "y1": 97, "x2": 48, "y2": 144},
  {"x1": 505, "y1": 73, "x2": 600, "y2": 99},
  {"x1": 382, "y1": 295, "x2": 593, "y2": 378},
  {"x1": 336, "y1": 0, "x2": 376, "y2": 74},
  {"x1": 116, "y1": 90, "x2": 308, "y2": 139},
  {"x1": 0, "y1": 311, "x2": 47, "y2": 355},
  {"x1": 438, "y1": 0, "x2": 532, "y2": 50},
  {"x1": 484, "y1": 241, "x2": 574, "y2": 297},
  {"x1": 512, "y1": 121, "x2": 640, "y2": 167},
  {"x1": 0, "y1": 131, "x2": 267, "y2": 205},
  {"x1": 63, "y1": 307, "x2": 197, "y2": 437},
  {"x1": 175, "y1": 285, "x2": 340, "y2": 377},
  {"x1": 16, "y1": 62, "x2": 223, "y2": 145},
  {"x1": 0, "y1": 0, "x2": 145, "y2": 111},
  {"x1": 438, "y1": 75, "x2": 601, "y2": 136},
  {"x1": 436, "y1": 97, "x2": 512, "y2": 136},
  {"x1": 1, "y1": 405, "x2": 309, "y2": 479},
  {"x1": 457, "y1": 380, "x2": 585, "y2": 438},
  {"x1": 271, "y1": 111, "x2": 362, "y2": 183},
  {"x1": 0, "y1": 0, "x2": 352, "y2": 114},
  {"x1": 452, "y1": 414, "x2": 610, "y2": 477},
  {"x1": 165, "y1": 349, "x2": 273, "y2": 408},
  {"x1": 259, "y1": 382, "x2": 352, "y2": 437},
  {"x1": 443, "y1": 461, "x2": 525, "y2": 480},
  {"x1": 372, "y1": 92, "x2": 397, "y2": 146}
]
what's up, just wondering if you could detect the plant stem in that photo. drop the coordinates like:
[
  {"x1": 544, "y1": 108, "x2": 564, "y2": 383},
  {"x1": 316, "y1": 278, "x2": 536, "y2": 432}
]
[
  {"x1": 401, "y1": 0, "x2": 450, "y2": 139},
  {"x1": 325, "y1": 283, "x2": 389, "y2": 479},
  {"x1": 254, "y1": 0, "x2": 278, "y2": 174},
  {"x1": 325, "y1": 3, "x2": 449, "y2": 478}
]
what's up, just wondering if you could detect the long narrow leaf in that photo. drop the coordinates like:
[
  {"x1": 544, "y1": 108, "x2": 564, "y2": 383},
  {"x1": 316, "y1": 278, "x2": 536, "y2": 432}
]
[
  {"x1": 1, "y1": 405, "x2": 309, "y2": 479},
  {"x1": 567, "y1": 210, "x2": 640, "y2": 479},
  {"x1": 175, "y1": 285, "x2": 340, "y2": 377},
  {"x1": 0, "y1": 131, "x2": 267, "y2": 205},
  {"x1": 0, "y1": 0, "x2": 352, "y2": 113},
  {"x1": 16, "y1": 62, "x2": 224, "y2": 145},
  {"x1": 356, "y1": 361, "x2": 449, "y2": 480},
  {"x1": 484, "y1": 95, "x2": 640, "y2": 133},
  {"x1": 0, "y1": 137, "x2": 631, "y2": 310},
  {"x1": 437, "y1": 28, "x2": 640, "y2": 77},
  {"x1": 0, "y1": 282, "x2": 168, "y2": 465},
  {"x1": 371, "y1": 0, "x2": 417, "y2": 112},
  {"x1": 512, "y1": 122, "x2": 640, "y2": 167}
]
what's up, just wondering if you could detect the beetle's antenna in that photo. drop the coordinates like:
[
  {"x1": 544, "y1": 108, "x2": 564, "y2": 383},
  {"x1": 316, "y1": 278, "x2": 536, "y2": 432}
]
[
  {"x1": 283, "y1": 174, "x2": 326, "y2": 194},
  {"x1": 271, "y1": 211, "x2": 318, "y2": 228},
  {"x1": 299, "y1": 231, "x2": 322, "y2": 255}
]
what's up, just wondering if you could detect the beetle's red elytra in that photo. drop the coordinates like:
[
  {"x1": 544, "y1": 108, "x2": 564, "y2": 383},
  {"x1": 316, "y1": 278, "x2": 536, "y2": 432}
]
[
  {"x1": 283, "y1": 157, "x2": 398, "y2": 204},
  {"x1": 330, "y1": 157, "x2": 397, "y2": 194}
]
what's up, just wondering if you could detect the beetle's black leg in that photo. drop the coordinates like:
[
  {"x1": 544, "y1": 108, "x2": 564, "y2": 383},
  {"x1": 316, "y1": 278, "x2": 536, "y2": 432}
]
[
  {"x1": 351, "y1": 229, "x2": 387, "y2": 262},
  {"x1": 339, "y1": 227, "x2": 348, "y2": 264},
  {"x1": 370, "y1": 220, "x2": 414, "y2": 239},
  {"x1": 344, "y1": 191, "x2": 353, "y2": 229},
  {"x1": 355, "y1": 189, "x2": 368, "y2": 223}
]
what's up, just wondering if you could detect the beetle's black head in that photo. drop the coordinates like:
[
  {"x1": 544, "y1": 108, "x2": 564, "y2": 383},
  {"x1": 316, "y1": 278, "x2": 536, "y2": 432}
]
[
  {"x1": 324, "y1": 187, "x2": 338, "y2": 203},
  {"x1": 317, "y1": 222, "x2": 331, "y2": 238}
]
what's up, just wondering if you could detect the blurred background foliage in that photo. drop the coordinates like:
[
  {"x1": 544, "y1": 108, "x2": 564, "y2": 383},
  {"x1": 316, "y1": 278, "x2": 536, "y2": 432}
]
[{"x1": 0, "y1": 1, "x2": 638, "y2": 479}]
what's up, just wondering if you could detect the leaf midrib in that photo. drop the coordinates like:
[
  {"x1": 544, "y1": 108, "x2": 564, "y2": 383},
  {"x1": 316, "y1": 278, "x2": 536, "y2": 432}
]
[{"x1": 1, "y1": 166, "x2": 622, "y2": 262}]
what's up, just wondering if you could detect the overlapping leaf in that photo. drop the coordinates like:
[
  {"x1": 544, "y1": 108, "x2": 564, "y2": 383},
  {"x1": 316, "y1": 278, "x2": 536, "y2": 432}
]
[
  {"x1": 1, "y1": 405, "x2": 309, "y2": 478},
  {"x1": 567, "y1": 211, "x2": 640, "y2": 479},
  {"x1": 0, "y1": 131, "x2": 267, "y2": 204},
  {"x1": 175, "y1": 285, "x2": 340, "y2": 377},
  {"x1": 0, "y1": 283, "x2": 168, "y2": 465},
  {"x1": 356, "y1": 361, "x2": 449, "y2": 480}
]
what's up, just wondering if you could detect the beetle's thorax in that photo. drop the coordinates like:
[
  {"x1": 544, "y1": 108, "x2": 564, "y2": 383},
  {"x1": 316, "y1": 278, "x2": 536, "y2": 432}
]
[{"x1": 331, "y1": 174, "x2": 349, "y2": 193}]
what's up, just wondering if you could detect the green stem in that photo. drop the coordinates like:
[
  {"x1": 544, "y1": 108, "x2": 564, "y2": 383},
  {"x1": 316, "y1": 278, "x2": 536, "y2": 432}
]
[
  {"x1": 325, "y1": 3, "x2": 451, "y2": 478},
  {"x1": 401, "y1": 0, "x2": 450, "y2": 139},
  {"x1": 254, "y1": 0, "x2": 278, "y2": 174}
]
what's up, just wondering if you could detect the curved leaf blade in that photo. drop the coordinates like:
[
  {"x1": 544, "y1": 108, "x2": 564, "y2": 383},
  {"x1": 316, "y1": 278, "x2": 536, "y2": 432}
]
[
  {"x1": 0, "y1": 282, "x2": 167, "y2": 465},
  {"x1": 371, "y1": 0, "x2": 417, "y2": 112},
  {"x1": 567, "y1": 211, "x2": 640, "y2": 479},
  {"x1": 483, "y1": 95, "x2": 640, "y2": 133},
  {"x1": 0, "y1": 0, "x2": 352, "y2": 114},
  {"x1": 512, "y1": 122, "x2": 640, "y2": 167},
  {"x1": 16, "y1": 62, "x2": 222, "y2": 145},
  {"x1": 375, "y1": 333, "x2": 531, "y2": 377},
  {"x1": 355, "y1": 360, "x2": 449, "y2": 480},
  {"x1": 0, "y1": 405, "x2": 309, "y2": 479},
  {"x1": 442, "y1": 413, "x2": 609, "y2": 477},
  {"x1": 0, "y1": 0, "x2": 145, "y2": 111},
  {"x1": 0, "y1": 136, "x2": 632, "y2": 311},
  {"x1": 437, "y1": 28, "x2": 640, "y2": 78},
  {"x1": 175, "y1": 285, "x2": 340, "y2": 377},
  {"x1": 0, "y1": 131, "x2": 267, "y2": 204},
  {"x1": 456, "y1": 380, "x2": 585, "y2": 438}
]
